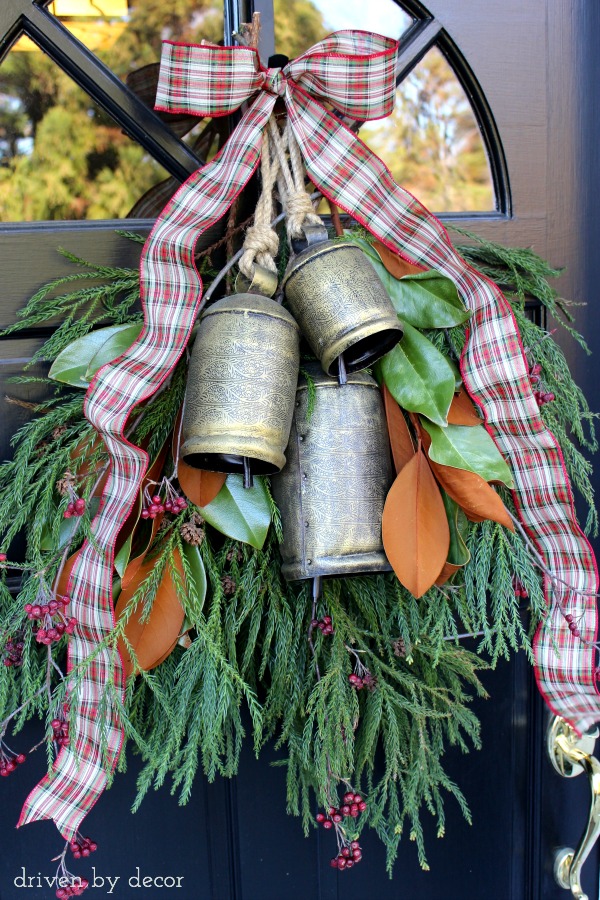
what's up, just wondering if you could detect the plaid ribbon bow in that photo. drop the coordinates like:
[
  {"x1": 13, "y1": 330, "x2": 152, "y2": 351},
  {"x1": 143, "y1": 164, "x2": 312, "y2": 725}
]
[{"x1": 19, "y1": 30, "x2": 599, "y2": 839}]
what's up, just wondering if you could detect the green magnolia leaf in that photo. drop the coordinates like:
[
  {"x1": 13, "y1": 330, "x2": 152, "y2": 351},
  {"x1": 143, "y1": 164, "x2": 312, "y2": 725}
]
[
  {"x1": 48, "y1": 323, "x2": 141, "y2": 387},
  {"x1": 350, "y1": 235, "x2": 381, "y2": 262},
  {"x1": 375, "y1": 322, "x2": 455, "y2": 426},
  {"x1": 181, "y1": 542, "x2": 207, "y2": 615},
  {"x1": 441, "y1": 491, "x2": 471, "y2": 566},
  {"x1": 85, "y1": 322, "x2": 142, "y2": 380},
  {"x1": 352, "y1": 236, "x2": 470, "y2": 328},
  {"x1": 199, "y1": 475, "x2": 271, "y2": 549},
  {"x1": 114, "y1": 533, "x2": 134, "y2": 579},
  {"x1": 420, "y1": 419, "x2": 515, "y2": 488}
]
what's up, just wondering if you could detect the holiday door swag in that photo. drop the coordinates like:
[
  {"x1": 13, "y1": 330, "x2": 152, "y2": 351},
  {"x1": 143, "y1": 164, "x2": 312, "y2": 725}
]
[{"x1": 0, "y1": 26, "x2": 598, "y2": 890}]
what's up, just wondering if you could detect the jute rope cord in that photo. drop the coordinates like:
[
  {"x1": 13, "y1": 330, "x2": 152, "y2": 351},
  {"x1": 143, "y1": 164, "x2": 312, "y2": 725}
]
[
  {"x1": 236, "y1": 10, "x2": 323, "y2": 279},
  {"x1": 238, "y1": 126, "x2": 281, "y2": 278},
  {"x1": 270, "y1": 119, "x2": 322, "y2": 237},
  {"x1": 238, "y1": 115, "x2": 324, "y2": 280}
]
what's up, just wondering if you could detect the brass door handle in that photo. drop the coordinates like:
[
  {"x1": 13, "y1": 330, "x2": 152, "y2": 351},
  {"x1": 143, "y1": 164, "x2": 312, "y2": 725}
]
[{"x1": 547, "y1": 716, "x2": 600, "y2": 900}]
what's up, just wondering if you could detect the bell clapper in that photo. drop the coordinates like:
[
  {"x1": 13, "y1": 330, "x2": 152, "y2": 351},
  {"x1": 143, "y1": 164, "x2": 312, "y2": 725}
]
[
  {"x1": 243, "y1": 456, "x2": 254, "y2": 490},
  {"x1": 312, "y1": 576, "x2": 322, "y2": 601},
  {"x1": 337, "y1": 352, "x2": 348, "y2": 386}
]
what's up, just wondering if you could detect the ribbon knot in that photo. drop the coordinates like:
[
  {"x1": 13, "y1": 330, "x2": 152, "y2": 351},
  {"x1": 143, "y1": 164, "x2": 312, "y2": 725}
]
[{"x1": 263, "y1": 67, "x2": 286, "y2": 97}]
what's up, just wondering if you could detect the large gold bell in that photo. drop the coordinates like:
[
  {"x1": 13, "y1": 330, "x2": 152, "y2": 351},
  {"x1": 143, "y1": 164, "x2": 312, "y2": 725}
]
[
  {"x1": 181, "y1": 293, "x2": 300, "y2": 477},
  {"x1": 271, "y1": 362, "x2": 393, "y2": 582},
  {"x1": 283, "y1": 236, "x2": 403, "y2": 379}
]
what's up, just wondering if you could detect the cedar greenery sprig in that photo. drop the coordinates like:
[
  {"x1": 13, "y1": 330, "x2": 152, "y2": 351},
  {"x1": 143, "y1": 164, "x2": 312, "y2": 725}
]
[{"x1": 0, "y1": 232, "x2": 595, "y2": 875}]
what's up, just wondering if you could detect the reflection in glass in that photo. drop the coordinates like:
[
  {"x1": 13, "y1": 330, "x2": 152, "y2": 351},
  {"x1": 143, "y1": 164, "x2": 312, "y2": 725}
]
[
  {"x1": 274, "y1": 0, "x2": 411, "y2": 58},
  {"x1": 359, "y1": 47, "x2": 495, "y2": 212},
  {"x1": 0, "y1": 1, "x2": 227, "y2": 221},
  {"x1": 44, "y1": 1, "x2": 224, "y2": 75},
  {"x1": 0, "y1": 35, "x2": 170, "y2": 221}
]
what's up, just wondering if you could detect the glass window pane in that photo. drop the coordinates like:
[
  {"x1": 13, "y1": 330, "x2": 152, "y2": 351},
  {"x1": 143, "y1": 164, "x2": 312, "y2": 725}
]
[
  {"x1": 274, "y1": 0, "x2": 411, "y2": 59},
  {"x1": 44, "y1": 0, "x2": 224, "y2": 76},
  {"x1": 0, "y1": 34, "x2": 171, "y2": 222},
  {"x1": 359, "y1": 47, "x2": 495, "y2": 212}
]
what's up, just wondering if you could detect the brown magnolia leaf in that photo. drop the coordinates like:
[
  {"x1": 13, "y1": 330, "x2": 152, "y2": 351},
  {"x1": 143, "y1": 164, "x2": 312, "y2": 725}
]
[
  {"x1": 114, "y1": 437, "x2": 170, "y2": 564},
  {"x1": 382, "y1": 448, "x2": 450, "y2": 598},
  {"x1": 435, "y1": 561, "x2": 463, "y2": 587},
  {"x1": 172, "y1": 407, "x2": 226, "y2": 507},
  {"x1": 429, "y1": 453, "x2": 515, "y2": 531},
  {"x1": 372, "y1": 240, "x2": 425, "y2": 279},
  {"x1": 447, "y1": 388, "x2": 482, "y2": 426},
  {"x1": 115, "y1": 549, "x2": 186, "y2": 678},
  {"x1": 55, "y1": 551, "x2": 81, "y2": 598},
  {"x1": 382, "y1": 384, "x2": 416, "y2": 474},
  {"x1": 411, "y1": 415, "x2": 514, "y2": 531},
  {"x1": 177, "y1": 461, "x2": 226, "y2": 508}
]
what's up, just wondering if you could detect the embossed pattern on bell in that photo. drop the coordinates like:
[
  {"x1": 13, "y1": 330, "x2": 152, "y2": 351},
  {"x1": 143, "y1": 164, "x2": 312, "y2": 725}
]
[
  {"x1": 181, "y1": 294, "x2": 300, "y2": 474},
  {"x1": 272, "y1": 363, "x2": 393, "y2": 580},
  {"x1": 283, "y1": 241, "x2": 403, "y2": 376}
]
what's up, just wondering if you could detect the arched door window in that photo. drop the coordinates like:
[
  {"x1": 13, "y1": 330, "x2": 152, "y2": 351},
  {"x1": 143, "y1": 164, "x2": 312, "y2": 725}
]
[{"x1": 0, "y1": 0, "x2": 510, "y2": 222}]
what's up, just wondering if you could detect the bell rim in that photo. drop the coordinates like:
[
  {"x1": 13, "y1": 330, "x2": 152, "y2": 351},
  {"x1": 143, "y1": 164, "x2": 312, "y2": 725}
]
[
  {"x1": 280, "y1": 554, "x2": 393, "y2": 582},
  {"x1": 199, "y1": 293, "x2": 300, "y2": 329},
  {"x1": 296, "y1": 362, "x2": 377, "y2": 389},
  {"x1": 321, "y1": 321, "x2": 403, "y2": 375},
  {"x1": 180, "y1": 445, "x2": 286, "y2": 475}
]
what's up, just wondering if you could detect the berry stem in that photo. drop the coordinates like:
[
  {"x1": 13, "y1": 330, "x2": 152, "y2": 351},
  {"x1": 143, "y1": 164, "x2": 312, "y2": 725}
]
[{"x1": 307, "y1": 592, "x2": 322, "y2": 682}]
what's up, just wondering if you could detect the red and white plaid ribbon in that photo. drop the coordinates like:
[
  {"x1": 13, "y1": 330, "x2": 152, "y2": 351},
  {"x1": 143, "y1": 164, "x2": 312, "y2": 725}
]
[{"x1": 19, "y1": 30, "x2": 599, "y2": 839}]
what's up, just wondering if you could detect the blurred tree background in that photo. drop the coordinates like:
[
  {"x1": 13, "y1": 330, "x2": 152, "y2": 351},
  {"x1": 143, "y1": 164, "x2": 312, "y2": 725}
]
[{"x1": 0, "y1": 0, "x2": 494, "y2": 222}]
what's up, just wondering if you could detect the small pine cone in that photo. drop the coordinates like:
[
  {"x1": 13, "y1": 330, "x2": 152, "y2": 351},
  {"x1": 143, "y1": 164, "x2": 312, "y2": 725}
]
[
  {"x1": 361, "y1": 671, "x2": 378, "y2": 692},
  {"x1": 225, "y1": 545, "x2": 244, "y2": 564},
  {"x1": 180, "y1": 521, "x2": 205, "y2": 546},
  {"x1": 52, "y1": 425, "x2": 67, "y2": 440},
  {"x1": 221, "y1": 575, "x2": 236, "y2": 597},
  {"x1": 392, "y1": 638, "x2": 409, "y2": 658},
  {"x1": 56, "y1": 471, "x2": 76, "y2": 496}
]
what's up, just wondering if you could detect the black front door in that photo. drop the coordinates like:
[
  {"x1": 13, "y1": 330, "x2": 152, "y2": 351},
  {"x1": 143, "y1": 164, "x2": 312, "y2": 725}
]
[{"x1": 0, "y1": 2, "x2": 598, "y2": 898}]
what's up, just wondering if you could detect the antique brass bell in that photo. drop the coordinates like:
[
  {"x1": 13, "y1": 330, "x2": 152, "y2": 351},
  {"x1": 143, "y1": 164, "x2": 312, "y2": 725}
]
[
  {"x1": 181, "y1": 286, "x2": 300, "y2": 482},
  {"x1": 271, "y1": 363, "x2": 393, "y2": 592},
  {"x1": 283, "y1": 227, "x2": 403, "y2": 382}
]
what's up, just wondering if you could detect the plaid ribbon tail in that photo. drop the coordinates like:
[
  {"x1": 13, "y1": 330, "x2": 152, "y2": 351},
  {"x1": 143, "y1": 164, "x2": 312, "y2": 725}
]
[
  {"x1": 19, "y1": 91, "x2": 275, "y2": 838},
  {"x1": 287, "y1": 87, "x2": 600, "y2": 731}
]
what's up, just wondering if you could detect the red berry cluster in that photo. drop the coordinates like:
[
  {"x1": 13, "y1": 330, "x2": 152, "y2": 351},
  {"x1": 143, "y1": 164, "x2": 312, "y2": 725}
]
[
  {"x1": 529, "y1": 362, "x2": 555, "y2": 406},
  {"x1": 25, "y1": 595, "x2": 76, "y2": 645},
  {"x1": 56, "y1": 878, "x2": 89, "y2": 899},
  {"x1": 0, "y1": 741, "x2": 26, "y2": 776},
  {"x1": 534, "y1": 390, "x2": 555, "y2": 406},
  {"x1": 63, "y1": 497, "x2": 86, "y2": 518},
  {"x1": 311, "y1": 614, "x2": 334, "y2": 636},
  {"x1": 564, "y1": 613, "x2": 582, "y2": 639},
  {"x1": 513, "y1": 577, "x2": 528, "y2": 599},
  {"x1": 316, "y1": 792, "x2": 367, "y2": 828},
  {"x1": 330, "y1": 841, "x2": 363, "y2": 870},
  {"x1": 69, "y1": 833, "x2": 98, "y2": 860},
  {"x1": 142, "y1": 479, "x2": 187, "y2": 520},
  {"x1": 3, "y1": 635, "x2": 24, "y2": 667},
  {"x1": 52, "y1": 716, "x2": 70, "y2": 748},
  {"x1": 0, "y1": 553, "x2": 6, "y2": 562},
  {"x1": 348, "y1": 671, "x2": 377, "y2": 691}
]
